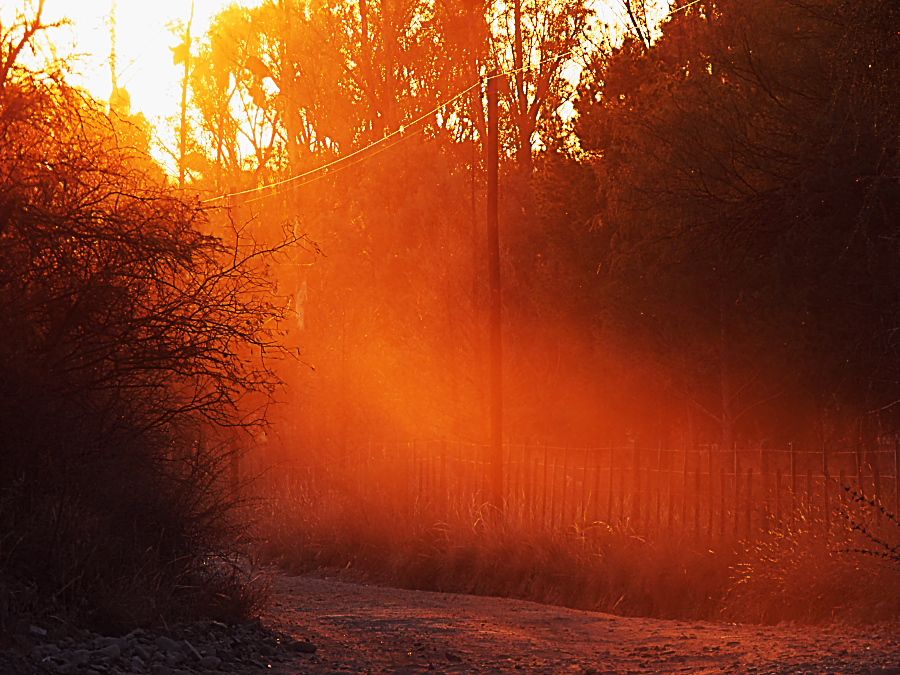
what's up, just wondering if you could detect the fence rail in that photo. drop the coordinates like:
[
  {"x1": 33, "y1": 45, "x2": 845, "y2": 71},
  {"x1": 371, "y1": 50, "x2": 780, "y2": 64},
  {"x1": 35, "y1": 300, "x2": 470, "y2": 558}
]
[{"x1": 278, "y1": 440, "x2": 900, "y2": 541}]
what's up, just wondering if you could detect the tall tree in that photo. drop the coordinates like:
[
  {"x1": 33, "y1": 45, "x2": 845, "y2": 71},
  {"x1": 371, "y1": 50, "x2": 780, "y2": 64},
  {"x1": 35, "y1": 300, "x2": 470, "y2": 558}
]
[{"x1": 577, "y1": 0, "x2": 900, "y2": 444}]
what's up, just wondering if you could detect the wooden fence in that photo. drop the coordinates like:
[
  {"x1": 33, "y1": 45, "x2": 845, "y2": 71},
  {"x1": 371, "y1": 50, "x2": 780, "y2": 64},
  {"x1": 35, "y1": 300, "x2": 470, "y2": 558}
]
[{"x1": 286, "y1": 439, "x2": 900, "y2": 541}]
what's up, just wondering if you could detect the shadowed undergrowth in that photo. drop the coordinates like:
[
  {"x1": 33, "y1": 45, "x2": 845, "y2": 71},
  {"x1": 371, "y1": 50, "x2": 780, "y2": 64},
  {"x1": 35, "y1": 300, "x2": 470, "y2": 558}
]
[{"x1": 257, "y1": 481, "x2": 900, "y2": 625}]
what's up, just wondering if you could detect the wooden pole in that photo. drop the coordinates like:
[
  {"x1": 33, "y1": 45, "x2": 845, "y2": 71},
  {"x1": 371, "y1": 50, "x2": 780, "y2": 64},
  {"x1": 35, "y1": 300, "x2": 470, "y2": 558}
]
[
  {"x1": 733, "y1": 448, "x2": 740, "y2": 538},
  {"x1": 822, "y1": 444, "x2": 830, "y2": 533},
  {"x1": 656, "y1": 441, "x2": 663, "y2": 535},
  {"x1": 177, "y1": 1, "x2": 195, "y2": 189},
  {"x1": 581, "y1": 448, "x2": 590, "y2": 525},
  {"x1": 873, "y1": 447, "x2": 882, "y2": 524},
  {"x1": 839, "y1": 469, "x2": 847, "y2": 512},
  {"x1": 607, "y1": 445, "x2": 615, "y2": 524},
  {"x1": 486, "y1": 71, "x2": 503, "y2": 514},
  {"x1": 440, "y1": 440, "x2": 448, "y2": 516},
  {"x1": 542, "y1": 444, "x2": 549, "y2": 528},
  {"x1": 681, "y1": 446, "x2": 689, "y2": 532},
  {"x1": 760, "y1": 446, "x2": 769, "y2": 524},
  {"x1": 667, "y1": 452, "x2": 675, "y2": 532},
  {"x1": 789, "y1": 442, "x2": 797, "y2": 525},
  {"x1": 632, "y1": 439, "x2": 641, "y2": 527},
  {"x1": 719, "y1": 467, "x2": 726, "y2": 539},
  {"x1": 746, "y1": 467, "x2": 753, "y2": 538},
  {"x1": 693, "y1": 464, "x2": 701, "y2": 540},
  {"x1": 775, "y1": 468, "x2": 782, "y2": 527},
  {"x1": 552, "y1": 447, "x2": 562, "y2": 528},
  {"x1": 855, "y1": 441, "x2": 863, "y2": 494},
  {"x1": 561, "y1": 446, "x2": 571, "y2": 527},
  {"x1": 894, "y1": 438, "x2": 899, "y2": 523},
  {"x1": 706, "y1": 446, "x2": 714, "y2": 539}
]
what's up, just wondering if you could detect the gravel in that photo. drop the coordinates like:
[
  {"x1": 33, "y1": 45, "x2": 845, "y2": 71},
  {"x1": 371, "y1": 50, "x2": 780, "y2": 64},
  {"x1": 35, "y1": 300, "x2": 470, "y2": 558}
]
[{"x1": 4, "y1": 618, "x2": 316, "y2": 674}]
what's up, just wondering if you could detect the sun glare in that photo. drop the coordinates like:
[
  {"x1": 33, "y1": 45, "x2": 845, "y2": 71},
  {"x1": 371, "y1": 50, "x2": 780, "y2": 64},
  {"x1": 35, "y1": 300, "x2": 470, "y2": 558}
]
[{"x1": 6, "y1": 1, "x2": 260, "y2": 165}]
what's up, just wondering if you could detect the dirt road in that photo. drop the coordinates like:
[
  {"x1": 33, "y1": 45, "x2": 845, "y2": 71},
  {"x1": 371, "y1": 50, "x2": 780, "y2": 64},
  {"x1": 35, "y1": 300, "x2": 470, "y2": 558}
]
[{"x1": 264, "y1": 574, "x2": 899, "y2": 674}]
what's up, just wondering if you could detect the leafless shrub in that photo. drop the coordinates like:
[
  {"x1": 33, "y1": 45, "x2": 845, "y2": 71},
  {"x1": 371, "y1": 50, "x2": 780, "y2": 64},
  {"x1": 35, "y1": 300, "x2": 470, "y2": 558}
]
[{"x1": 0, "y1": 14, "x2": 300, "y2": 628}]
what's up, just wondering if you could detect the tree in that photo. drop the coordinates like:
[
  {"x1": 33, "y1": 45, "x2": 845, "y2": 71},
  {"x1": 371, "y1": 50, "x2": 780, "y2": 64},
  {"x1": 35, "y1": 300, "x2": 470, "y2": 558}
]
[
  {"x1": 576, "y1": 0, "x2": 900, "y2": 445},
  {"x1": 491, "y1": 0, "x2": 592, "y2": 174},
  {"x1": 0, "y1": 8, "x2": 296, "y2": 624}
]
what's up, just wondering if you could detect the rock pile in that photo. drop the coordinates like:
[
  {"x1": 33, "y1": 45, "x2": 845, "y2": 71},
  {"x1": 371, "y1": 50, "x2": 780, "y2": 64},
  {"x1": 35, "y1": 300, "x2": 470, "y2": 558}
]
[{"x1": 10, "y1": 619, "x2": 316, "y2": 674}]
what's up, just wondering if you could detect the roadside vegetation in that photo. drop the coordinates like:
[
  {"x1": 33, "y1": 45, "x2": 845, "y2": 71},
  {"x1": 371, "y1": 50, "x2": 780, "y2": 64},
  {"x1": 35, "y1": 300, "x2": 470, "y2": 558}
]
[
  {"x1": 258, "y1": 481, "x2": 900, "y2": 624},
  {"x1": 0, "y1": 7, "x2": 291, "y2": 632}
]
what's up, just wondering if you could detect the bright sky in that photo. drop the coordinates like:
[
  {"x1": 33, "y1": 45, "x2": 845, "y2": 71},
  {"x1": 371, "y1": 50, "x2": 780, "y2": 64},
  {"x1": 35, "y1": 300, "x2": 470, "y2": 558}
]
[
  {"x1": 34, "y1": 1, "x2": 254, "y2": 118},
  {"x1": 1, "y1": 0, "x2": 258, "y2": 167},
  {"x1": 18, "y1": 0, "x2": 641, "y2": 123},
  {"x1": 2, "y1": 0, "x2": 668, "y2": 171}
]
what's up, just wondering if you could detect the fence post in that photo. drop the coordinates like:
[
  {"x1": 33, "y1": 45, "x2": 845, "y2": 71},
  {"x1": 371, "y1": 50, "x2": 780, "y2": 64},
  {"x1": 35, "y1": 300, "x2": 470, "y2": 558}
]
[
  {"x1": 525, "y1": 443, "x2": 535, "y2": 525},
  {"x1": 760, "y1": 446, "x2": 769, "y2": 524},
  {"x1": 872, "y1": 445, "x2": 881, "y2": 524},
  {"x1": 746, "y1": 467, "x2": 753, "y2": 537},
  {"x1": 542, "y1": 444, "x2": 549, "y2": 528},
  {"x1": 894, "y1": 437, "x2": 899, "y2": 521},
  {"x1": 607, "y1": 445, "x2": 615, "y2": 525},
  {"x1": 733, "y1": 444, "x2": 740, "y2": 537},
  {"x1": 839, "y1": 469, "x2": 847, "y2": 512},
  {"x1": 706, "y1": 446, "x2": 714, "y2": 539},
  {"x1": 593, "y1": 447, "x2": 603, "y2": 524},
  {"x1": 693, "y1": 462, "x2": 701, "y2": 540},
  {"x1": 457, "y1": 440, "x2": 466, "y2": 510},
  {"x1": 805, "y1": 468, "x2": 812, "y2": 516},
  {"x1": 632, "y1": 439, "x2": 641, "y2": 527},
  {"x1": 775, "y1": 468, "x2": 782, "y2": 527},
  {"x1": 789, "y1": 442, "x2": 796, "y2": 525},
  {"x1": 822, "y1": 444, "x2": 830, "y2": 533},
  {"x1": 415, "y1": 440, "x2": 423, "y2": 510},
  {"x1": 681, "y1": 446, "x2": 689, "y2": 534},
  {"x1": 440, "y1": 440, "x2": 448, "y2": 516},
  {"x1": 719, "y1": 467, "x2": 726, "y2": 538},
  {"x1": 855, "y1": 441, "x2": 863, "y2": 494},
  {"x1": 551, "y1": 446, "x2": 562, "y2": 528},
  {"x1": 733, "y1": 445, "x2": 740, "y2": 538},
  {"x1": 618, "y1": 445, "x2": 627, "y2": 525},
  {"x1": 505, "y1": 442, "x2": 513, "y2": 515},
  {"x1": 581, "y1": 447, "x2": 590, "y2": 526},
  {"x1": 656, "y1": 441, "x2": 663, "y2": 535},
  {"x1": 561, "y1": 446, "x2": 571, "y2": 527},
  {"x1": 668, "y1": 451, "x2": 676, "y2": 532}
]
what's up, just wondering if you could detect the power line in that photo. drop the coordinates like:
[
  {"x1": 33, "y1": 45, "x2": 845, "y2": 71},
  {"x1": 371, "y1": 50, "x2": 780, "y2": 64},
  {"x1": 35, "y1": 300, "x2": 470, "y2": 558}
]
[
  {"x1": 200, "y1": 0, "x2": 704, "y2": 208},
  {"x1": 234, "y1": 126, "x2": 426, "y2": 208}
]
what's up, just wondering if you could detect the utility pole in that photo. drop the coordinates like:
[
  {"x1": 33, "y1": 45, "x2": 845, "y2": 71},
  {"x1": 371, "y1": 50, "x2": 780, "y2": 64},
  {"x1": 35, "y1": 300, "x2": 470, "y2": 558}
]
[
  {"x1": 108, "y1": 0, "x2": 118, "y2": 96},
  {"x1": 177, "y1": 0, "x2": 195, "y2": 189},
  {"x1": 486, "y1": 72, "x2": 503, "y2": 513},
  {"x1": 107, "y1": 0, "x2": 129, "y2": 114}
]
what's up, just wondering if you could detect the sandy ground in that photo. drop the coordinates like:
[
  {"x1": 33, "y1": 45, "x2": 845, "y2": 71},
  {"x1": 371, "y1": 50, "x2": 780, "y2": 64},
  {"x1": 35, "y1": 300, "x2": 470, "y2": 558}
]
[{"x1": 263, "y1": 574, "x2": 899, "y2": 674}]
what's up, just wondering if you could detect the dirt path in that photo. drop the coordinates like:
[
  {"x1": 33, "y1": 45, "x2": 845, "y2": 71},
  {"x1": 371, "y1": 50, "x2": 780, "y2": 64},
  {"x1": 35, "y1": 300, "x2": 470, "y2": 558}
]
[{"x1": 264, "y1": 574, "x2": 898, "y2": 674}]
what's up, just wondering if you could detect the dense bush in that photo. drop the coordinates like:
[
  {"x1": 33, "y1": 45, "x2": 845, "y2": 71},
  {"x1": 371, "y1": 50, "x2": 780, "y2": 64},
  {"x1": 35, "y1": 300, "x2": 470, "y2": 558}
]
[{"x1": 0, "y1": 37, "x2": 290, "y2": 629}]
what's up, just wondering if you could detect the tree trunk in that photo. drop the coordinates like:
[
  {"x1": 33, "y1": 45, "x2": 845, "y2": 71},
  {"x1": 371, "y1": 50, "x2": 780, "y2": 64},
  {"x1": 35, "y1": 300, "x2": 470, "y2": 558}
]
[
  {"x1": 281, "y1": 0, "x2": 303, "y2": 173},
  {"x1": 512, "y1": 0, "x2": 533, "y2": 175},
  {"x1": 382, "y1": 0, "x2": 398, "y2": 130}
]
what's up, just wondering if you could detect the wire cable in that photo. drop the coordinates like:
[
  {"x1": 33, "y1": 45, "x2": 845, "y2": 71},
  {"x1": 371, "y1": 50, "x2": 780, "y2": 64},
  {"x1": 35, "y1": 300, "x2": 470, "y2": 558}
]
[{"x1": 200, "y1": 0, "x2": 705, "y2": 208}]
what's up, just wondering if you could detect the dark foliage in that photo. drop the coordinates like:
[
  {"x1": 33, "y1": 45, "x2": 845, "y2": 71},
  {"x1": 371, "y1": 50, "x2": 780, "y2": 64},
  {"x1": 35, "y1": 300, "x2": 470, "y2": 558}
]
[{"x1": 0, "y1": 25, "x2": 291, "y2": 629}]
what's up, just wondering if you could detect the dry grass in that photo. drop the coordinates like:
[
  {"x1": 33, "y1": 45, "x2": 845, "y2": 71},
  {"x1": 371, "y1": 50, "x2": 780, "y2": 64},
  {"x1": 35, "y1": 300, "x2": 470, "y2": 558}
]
[
  {"x1": 724, "y1": 493, "x2": 900, "y2": 624},
  {"x1": 256, "y1": 477, "x2": 900, "y2": 625},
  {"x1": 256, "y1": 481, "x2": 733, "y2": 620}
]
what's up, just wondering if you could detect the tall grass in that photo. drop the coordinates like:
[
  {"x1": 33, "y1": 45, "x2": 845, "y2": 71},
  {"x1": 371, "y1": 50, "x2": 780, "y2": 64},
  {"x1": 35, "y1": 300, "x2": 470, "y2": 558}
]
[{"x1": 256, "y1": 476, "x2": 900, "y2": 624}]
